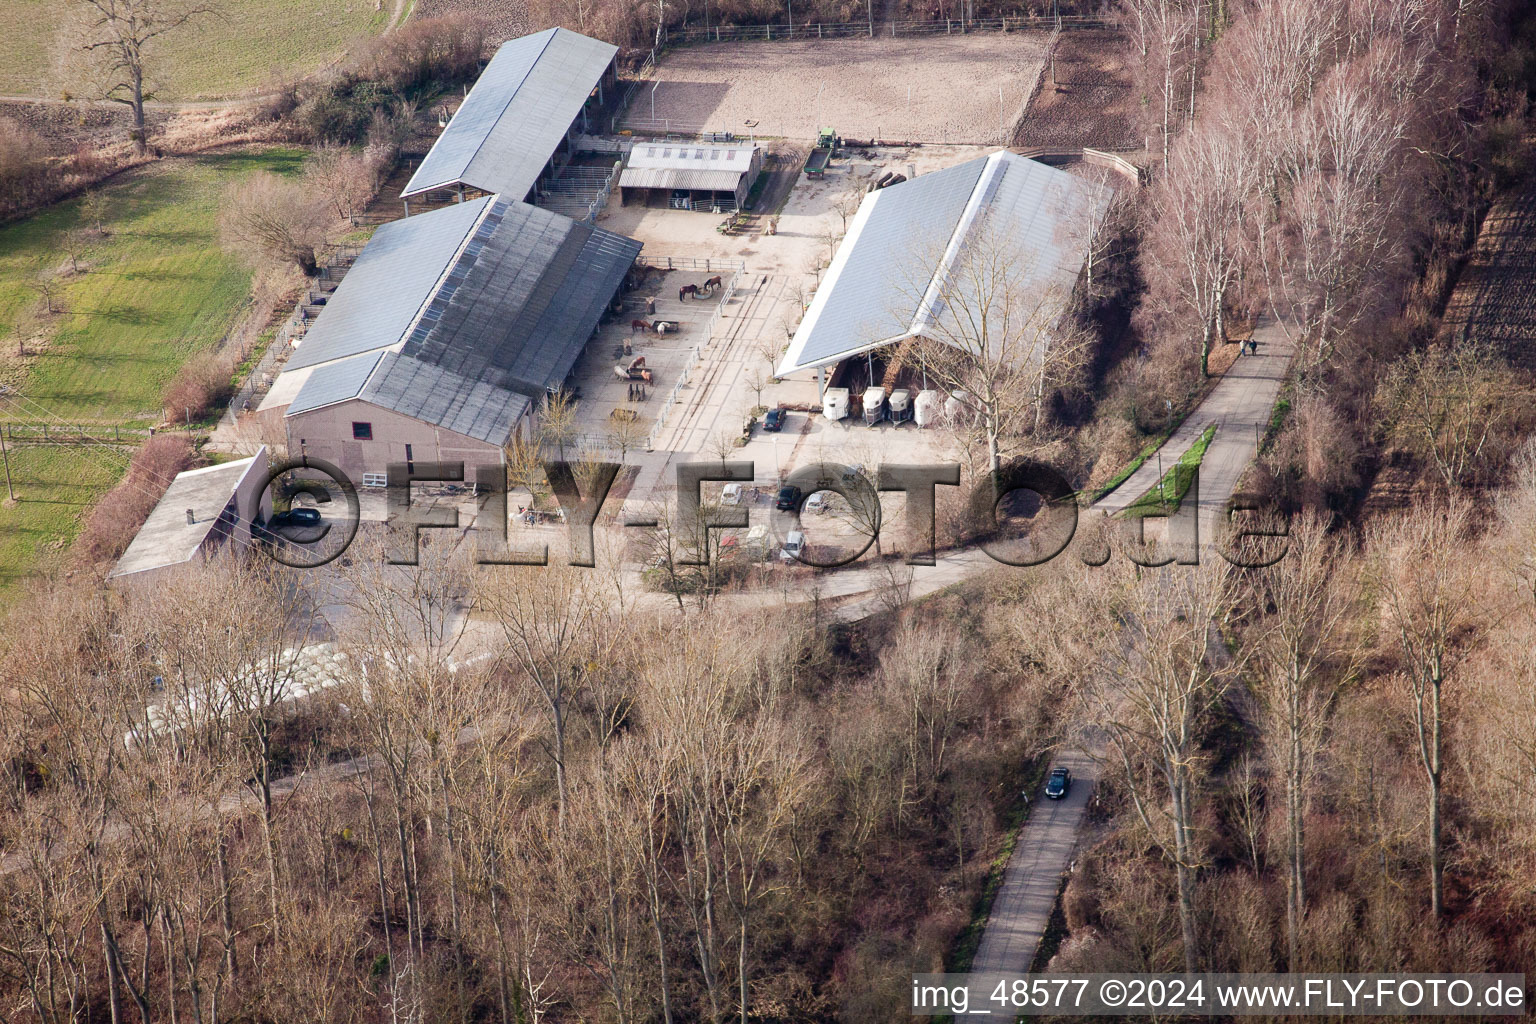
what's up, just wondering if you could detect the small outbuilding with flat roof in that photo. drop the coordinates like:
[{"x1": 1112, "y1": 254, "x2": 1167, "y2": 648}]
[
  {"x1": 618, "y1": 141, "x2": 762, "y2": 212},
  {"x1": 110, "y1": 448, "x2": 271, "y2": 582}
]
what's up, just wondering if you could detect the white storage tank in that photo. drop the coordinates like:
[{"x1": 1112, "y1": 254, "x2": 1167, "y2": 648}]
[
  {"x1": 822, "y1": 387, "x2": 850, "y2": 421},
  {"x1": 914, "y1": 389, "x2": 942, "y2": 427},
  {"x1": 888, "y1": 388, "x2": 911, "y2": 424},
  {"x1": 862, "y1": 386, "x2": 887, "y2": 425}
]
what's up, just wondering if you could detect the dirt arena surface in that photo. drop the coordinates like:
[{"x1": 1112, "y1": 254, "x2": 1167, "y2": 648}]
[
  {"x1": 1014, "y1": 28, "x2": 1140, "y2": 151},
  {"x1": 625, "y1": 34, "x2": 1049, "y2": 143}
]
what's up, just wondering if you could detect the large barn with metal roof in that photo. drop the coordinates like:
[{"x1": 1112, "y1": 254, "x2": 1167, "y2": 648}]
[
  {"x1": 259, "y1": 196, "x2": 641, "y2": 481},
  {"x1": 401, "y1": 27, "x2": 620, "y2": 209},
  {"x1": 777, "y1": 149, "x2": 1113, "y2": 385}
]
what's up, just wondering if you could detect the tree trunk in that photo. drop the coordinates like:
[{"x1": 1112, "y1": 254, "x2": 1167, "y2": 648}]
[{"x1": 130, "y1": 68, "x2": 147, "y2": 156}]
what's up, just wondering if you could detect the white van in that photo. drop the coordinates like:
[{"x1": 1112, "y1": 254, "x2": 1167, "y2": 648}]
[{"x1": 779, "y1": 530, "x2": 807, "y2": 563}]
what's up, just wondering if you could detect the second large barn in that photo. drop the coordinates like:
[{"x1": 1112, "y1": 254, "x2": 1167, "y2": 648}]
[
  {"x1": 260, "y1": 197, "x2": 640, "y2": 481},
  {"x1": 778, "y1": 150, "x2": 1113, "y2": 388}
]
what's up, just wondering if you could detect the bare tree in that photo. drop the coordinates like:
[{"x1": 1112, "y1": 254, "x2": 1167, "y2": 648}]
[
  {"x1": 1249, "y1": 513, "x2": 1359, "y2": 968},
  {"x1": 1078, "y1": 562, "x2": 1242, "y2": 973},
  {"x1": 219, "y1": 172, "x2": 334, "y2": 275},
  {"x1": 1370, "y1": 498, "x2": 1477, "y2": 921},
  {"x1": 478, "y1": 563, "x2": 608, "y2": 828},
  {"x1": 1141, "y1": 124, "x2": 1257, "y2": 377},
  {"x1": 71, "y1": 0, "x2": 216, "y2": 154},
  {"x1": 1376, "y1": 340, "x2": 1528, "y2": 490},
  {"x1": 908, "y1": 224, "x2": 1092, "y2": 475},
  {"x1": 304, "y1": 143, "x2": 381, "y2": 226}
]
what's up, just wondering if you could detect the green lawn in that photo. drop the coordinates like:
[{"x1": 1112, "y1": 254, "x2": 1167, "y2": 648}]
[
  {"x1": 0, "y1": 146, "x2": 305, "y2": 603},
  {"x1": 0, "y1": 147, "x2": 306, "y2": 426},
  {"x1": 1119, "y1": 424, "x2": 1218, "y2": 519},
  {"x1": 0, "y1": 446, "x2": 125, "y2": 604},
  {"x1": 0, "y1": 0, "x2": 391, "y2": 101}
]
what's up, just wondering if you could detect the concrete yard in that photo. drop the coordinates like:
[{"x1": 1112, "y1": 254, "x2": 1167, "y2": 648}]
[{"x1": 623, "y1": 35, "x2": 1049, "y2": 144}]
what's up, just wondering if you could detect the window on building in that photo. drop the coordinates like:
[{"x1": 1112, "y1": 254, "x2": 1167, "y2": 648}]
[{"x1": 352, "y1": 422, "x2": 373, "y2": 440}]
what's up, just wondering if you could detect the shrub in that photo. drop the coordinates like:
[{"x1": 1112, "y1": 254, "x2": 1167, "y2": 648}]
[
  {"x1": 219, "y1": 171, "x2": 334, "y2": 275},
  {"x1": 74, "y1": 434, "x2": 197, "y2": 565},
  {"x1": 0, "y1": 117, "x2": 47, "y2": 214},
  {"x1": 354, "y1": 15, "x2": 486, "y2": 95},
  {"x1": 163, "y1": 349, "x2": 238, "y2": 425},
  {"x1": 295, "y1": 77, "x2": 382, "y2": 145}
]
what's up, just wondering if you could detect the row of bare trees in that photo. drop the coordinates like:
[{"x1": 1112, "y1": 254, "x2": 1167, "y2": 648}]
[
  {"x1": 1047, "y1": 453, "x2": 1535, "y2": 975},
  {"x1": 0, "y1": 528, "x2": 1051, "y2": 1022},
  {"x1": 1134, "y1": 0, "x2": 1464, "y2": 378}
]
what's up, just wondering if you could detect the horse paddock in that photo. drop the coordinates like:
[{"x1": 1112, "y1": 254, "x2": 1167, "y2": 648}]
[{"x1": 622, "y1": 33, "x2": 1051, "y2": 144}]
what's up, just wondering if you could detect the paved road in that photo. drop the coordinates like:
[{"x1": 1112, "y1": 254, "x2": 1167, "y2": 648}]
[
  {"x1": 970, "y1": 748, "x2": 1098, "y2": 973},
  {"x1": 967, "y1": 319, "x2": 1295, "y2": 973}
]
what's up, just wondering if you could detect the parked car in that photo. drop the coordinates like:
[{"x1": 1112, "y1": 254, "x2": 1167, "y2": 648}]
[
  {"x1": 804, "y1": 491, "x2": 831, "y2": 514},
  {"x1": 721, "y1": 483, "x2": 744, "y2": 506},
  {"x1": 774, "y1": 485, "x2": 802, "y2": 511},
  {"x1": 1045, "y1": 766, "x2": 1072, "y2": 800},
  {"x1": 763, "y1": 407, "x2": 787, "y2": 432},
  {"x1": 269, "y1": 507, "x2": 323, "y2": 529},
  {"x1": 779, "y1": 530, "x2": 807, "y2": 563}
]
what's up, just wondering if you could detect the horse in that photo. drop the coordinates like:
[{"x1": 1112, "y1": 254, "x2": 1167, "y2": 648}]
[
  {"x1": 630, "y1": 319, "x2": 654, "y2": 335},
  {"x1": 702, "y1": 274, "x2": 723, "y2": 294},
  {"x1": 679, "y1": 284, "x2": 699, "y2": 301}
]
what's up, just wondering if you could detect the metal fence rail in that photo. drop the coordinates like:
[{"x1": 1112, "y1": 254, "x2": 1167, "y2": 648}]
[
  {"x1": 662, "y1": 14, "x2": 1108, "y2": 44},
  {"x1": 1, "y1": 422, "x2": 151, "y2": 444},
  {"x1": 225, "y1": 243, "x2": 365, "y2": 422},
  {"x1": 634, "y1": 255, "x2": 747, "y2": 272}
]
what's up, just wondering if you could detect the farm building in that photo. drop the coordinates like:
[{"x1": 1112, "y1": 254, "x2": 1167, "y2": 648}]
[
  {"x1": 109, "y1": 448, "x2": 271, "y2": 582},
  {"x1": 617, "y1": 141, "x2": 763, "y2": 212},
  {"x1": 401, "y1": 27, "x2": 620, "y2": 209},
  {"x1": 259, "y1": 196, "x2": 641, "y2": 482},
  {"x1": 777, "y1": 149, "x2": 1114, "y2": 383}
]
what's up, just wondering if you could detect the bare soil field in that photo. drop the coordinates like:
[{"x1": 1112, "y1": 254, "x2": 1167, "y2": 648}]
[
  {"x1": 624, "y1": 34, "x2": 1049, "y2": 143},
  {"x1": 1013, "y1": 29, "x2": 1140, "y2": 151},
  {"x1": 415, "y1": 0, "x2": 531, "y2": 40},
  {"x1": 1441, "y1": 186, "x2": 1536, "y2": 370}
]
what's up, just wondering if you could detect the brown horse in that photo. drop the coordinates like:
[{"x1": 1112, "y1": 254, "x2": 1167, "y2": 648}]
[
  {"x1": 679, "y1": 284, "x2": 699, "y2": 301},
  {"x1": 630, "y1": 319, "x2": 654, "y2": 334},
  {"x1": 702, "y1": 274, "x2": 723, "y2": 293}
]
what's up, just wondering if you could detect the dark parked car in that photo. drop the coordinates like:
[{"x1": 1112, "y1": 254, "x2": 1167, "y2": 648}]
[
  {"x1": 1045, "y1": 766, "x2": 1072, "y2": 800},
  {"x1": 774, "y1": 485, "x2": 802, "y2": 511},
  {"x1": 763, "y1": 407, "x2": 787, "y2": 432},
  {"x1": 270, "y1": 507, "x2": 323, "y2": 528}
]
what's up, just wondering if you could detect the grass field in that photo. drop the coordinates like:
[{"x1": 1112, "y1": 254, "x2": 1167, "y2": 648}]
[
  {"x1": 0, "y1": 0, "x2": 391, "y2": 101},
  {"x1": 0, "y1": 447, "x2": 125, "y2": 604},
  {"x1": 0, "y1": 146, "x2": 305, "y2": 604},
  {"x1": 0, "y1": 147, "x2": 307, "y2": 425}
]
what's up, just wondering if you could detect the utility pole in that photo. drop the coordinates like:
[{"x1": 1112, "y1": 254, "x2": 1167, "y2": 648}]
[{"x1": 1, "y1": 426, "x2": 14, "y2": 503}]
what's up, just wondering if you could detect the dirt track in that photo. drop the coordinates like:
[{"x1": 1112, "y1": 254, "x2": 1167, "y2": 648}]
[{"x1": 625, "y1": 34, "x2": 1049, "y2": 143}]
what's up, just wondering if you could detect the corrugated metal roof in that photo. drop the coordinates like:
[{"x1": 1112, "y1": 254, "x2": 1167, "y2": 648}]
[
  {"x1": 778, "y1": 151, "x2": 1113, "y2": 374},
  {"x1": 928, "y1": 153, "x2": 1113, "y2": 358},
  {"x1": 392, "y1": 199, "x2": 640, "y2": 402},
  {"x1": 628, "y1": 142, "x2": 756, "y2": 171},
  {"x1": 618, "y1": 167, "x2": 746, "y2": 192},
  {"x1": 279, "y1": 198, "x2": 640, "y2": 445},
  {"x1": 360, "y1": 354, "x2": 533, "y2": 445},
  {"x1": 781, "y1": 157, "x2": 985, "y2": 372},
  {"x1": 286, "y1": 197, "x2": 491, "y2": 372},
  {"x1": 402, "y1": 28, "x2": 618, "y2": 200},
  {"x1": 286, "y1": 351, "x2": 385, "y2": 415}
]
